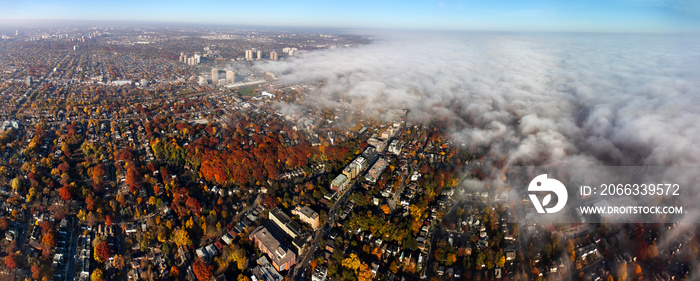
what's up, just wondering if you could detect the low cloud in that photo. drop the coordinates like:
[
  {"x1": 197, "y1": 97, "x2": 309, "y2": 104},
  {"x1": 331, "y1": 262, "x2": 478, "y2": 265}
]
[{"x1": 258, "y1": 32, "x2": 700, "y2": 169}]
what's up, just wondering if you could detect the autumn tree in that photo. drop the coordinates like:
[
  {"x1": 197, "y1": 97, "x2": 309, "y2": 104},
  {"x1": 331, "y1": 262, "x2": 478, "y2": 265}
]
[
  {"x1": 11, "y1": 176, "x2": 22, "y2": 192},
  {"x1": 358, "y1": 262, "x2": 374, "y2": 281},
  {"x1": 91, "y1": 268, "x2": 104, "y2": 281},
  {"x1": 496, "y1": 252, "x2": 506, "y2": 268},
  {"x1": 232, "y1": 247, "x2": 248, "y2": 270},
  {"x1": 310, "y1": 259, "x2": 318, "y2": 272},
  {"x1": 41, "y1": 232, "x2": 56, "y2": 257},
  {"x1": 92, "y1": 164, "x2": 106, "y2": 186},
  {"x1": 342, "y1": 253, "x2": 361, "y2": 271},
  {"x1": 0, "y1": 218, "x2": 9, "y2": 230},
  {"x1": 31, "y1": 263, "x2": 42, "y2": 279},
  {"x1": 58, "y1": 185, "x2": 72, "y2": 201},
  {"x1": 566, "y1": 239, "x2": 575, "y2": 262},
  {"x1": 94, "y1": 241, "x2": 112, "y2": 263},
  {"x1": 172, "y1": 228, "x2": 192, "y2": 248},
  {"x1": 389, "y1": 261, "x2": 398, "y2": 274},
  {"x1": 3, "y1": 253, "x2": 17, "y2": 269},
  {"x1": 633, "y1": 263, "x2": 642, "y2": 277},
  {"x1": 126, "y1": 166, "x2": 140, "y2": 193},
  {"x1": 263, "y1": 195, "x2": 279, "y2": 209},
  {"x1": 60, "y1": 173, "x2": 71, "y2": 186},
  {"x1": 193, "y1": 259, "x2": 213, "y2": 281},
  {"x1": 617, "y1": 262, "x2": 628, "y2": 281},
  {"x1": 381, "y1": 204, "x2": 391, "y2": 215},
  {"x1": 27, "y1": 187, "x2": 36, "y2": 202},
  {"x1": 170, "y1": 266, "x2": 180, "y2": 278},
  {"x1": 86, "y1": 196, "x2": 96, "y2": 211},
  {"x1": 113, "y1": 254, "x2": 126, "y2": 270},
  {"x1": 116, "y1": 193, "x2": 126, "y2": 207},
  {"x1": 40, "y1": 221, "x2": 54, "y2": 235},
  {"x1": 57, "y1": 162, "x2": 70, "y2": 174},
  {"x1": 476, "y1": 252, "x2": 486, "y2": 270},
  {"x1": 186, "y1": 196, "x2": 202, "y2": 215},
  {"x1": 116, "y1": 148, "x2": 134, "y2": 162}
]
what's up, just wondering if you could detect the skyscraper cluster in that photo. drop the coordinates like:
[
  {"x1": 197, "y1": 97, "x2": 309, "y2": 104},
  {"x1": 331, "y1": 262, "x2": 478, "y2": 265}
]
[
  {"x1": 209, "y1": 68, "x2": 236, "y2": 85},
  {"x1": 282, "y1": 47, "x2": 298, "y2": 56},
  {"x1": 245, "y1": 48, "x2": 279, "y2": 60},
  {"x1": 245, "y1": 48, "x2": 263, "y2": 60},
  {"x1": 180, "y1": 52, "x2": 201, "y2": 65}
]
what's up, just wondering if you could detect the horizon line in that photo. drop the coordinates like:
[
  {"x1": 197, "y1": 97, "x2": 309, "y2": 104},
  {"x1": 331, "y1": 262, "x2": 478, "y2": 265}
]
[{"x1": 0, "y1": 18, "x2": 695, "y2": 35}]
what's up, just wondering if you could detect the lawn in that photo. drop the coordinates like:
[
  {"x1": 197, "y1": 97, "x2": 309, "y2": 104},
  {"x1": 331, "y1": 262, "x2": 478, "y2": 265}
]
[{"x1": 237, "y1": 86, "x2": 258, "y2": 97}]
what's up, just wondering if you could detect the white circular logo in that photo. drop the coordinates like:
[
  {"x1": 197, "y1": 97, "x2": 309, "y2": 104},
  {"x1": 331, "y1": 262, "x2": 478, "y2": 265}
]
[{"x1": 528, "y1": 174, "x2": 568, "y2": 214}]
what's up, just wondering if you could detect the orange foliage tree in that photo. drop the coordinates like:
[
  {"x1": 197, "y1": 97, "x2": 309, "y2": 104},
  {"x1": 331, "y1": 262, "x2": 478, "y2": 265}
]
[
  {"x1": 58, "y1": 185, "x2": 71, "y2": 201},
  {"x1": 3, "y1": 253, "x2": 17, "y2": 269},
  {"x1": 193, "y1": 259, "x2": 213, "y2": 281}
]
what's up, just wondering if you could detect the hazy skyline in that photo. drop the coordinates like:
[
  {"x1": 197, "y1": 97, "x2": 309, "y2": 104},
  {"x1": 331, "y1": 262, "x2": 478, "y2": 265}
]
[{"x1": 1, "y1": 0, "x2": 698, "y2": 32}]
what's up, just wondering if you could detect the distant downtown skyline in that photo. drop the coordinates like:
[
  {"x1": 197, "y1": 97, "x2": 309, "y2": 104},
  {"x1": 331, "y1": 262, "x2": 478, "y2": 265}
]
[{"x1": 0, "y1": 0, "x2": 698, "y2": 32}]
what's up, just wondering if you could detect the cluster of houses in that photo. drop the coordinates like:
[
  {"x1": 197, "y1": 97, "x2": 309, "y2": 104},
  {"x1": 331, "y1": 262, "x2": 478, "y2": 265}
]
[
  {"x1": 51, "y1": 218, "x2": 76, "y2": 281},
  {"x1": 76, "y1": 232, "x2": 92, "y2": 280},
  {"x1": 198, "y1": 206, "x2": 265, "y2": 263},
  {"x1": 125, "y1": 224, "x2": 169, "y2": 280}
]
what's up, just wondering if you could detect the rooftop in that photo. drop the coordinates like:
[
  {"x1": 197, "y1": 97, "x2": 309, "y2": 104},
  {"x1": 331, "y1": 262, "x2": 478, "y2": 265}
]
[{"x1": 296, "y1": 205, "x2": 319, "y2": 219}]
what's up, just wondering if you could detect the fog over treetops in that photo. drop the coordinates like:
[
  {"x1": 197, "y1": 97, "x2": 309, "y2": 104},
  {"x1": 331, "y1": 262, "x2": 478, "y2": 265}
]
[{"x1": 257, "y1": 31, "x2": 700, "y2": 168}]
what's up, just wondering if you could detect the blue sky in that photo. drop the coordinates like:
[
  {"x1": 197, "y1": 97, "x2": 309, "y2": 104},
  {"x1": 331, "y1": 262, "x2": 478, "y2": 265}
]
[{"x1": 0, "y1": 0, "x2": 698, "y2": 32}]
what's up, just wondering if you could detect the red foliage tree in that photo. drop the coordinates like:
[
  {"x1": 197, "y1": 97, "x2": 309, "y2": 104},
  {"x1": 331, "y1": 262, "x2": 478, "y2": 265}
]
[
  {"x1": 27, "y1": 172, "x2": 37, "y2": 182},
  {"x1": 57, "y1": 162, "x2": 70, "y2": 174},
  {"x1": 105, "y1": 215, "x2": 113, "y2": 226},
  {"x1": 185, "y1": 197, "x2": 202, "y2": 216},
  {"x1": 92, "y1": 164, "x2": 106, "y2": 186},
  {"x1": 3, "y1": 253, "x2": 17, "y2": 269},
  {"x1": 95, "y1": 241, "x2": 112, "y2": 263},
  {"x1": 86, "y1": 196, "x2": 96, "y2": 211},
  {"x1": 192, "y1": 259, "x2": 213, "y2": 281},
  {"x1": 160, "y1": 167, "x2": 171, "y2": 182},
  {"x1": 117, "y1": 148, "x2": 134, "y2": 162},
  {"x1": 126, "y1": 166, "x2": 140, "y2": 193},
  {"x1": 145, "y1": 162, "x2": 156, "y2": 172},
  {"x1": 263, "y1": 195, "x2": 279, "y2": 209},
  {"x1": 31, "y1": 264, "x2": 41, "y2": 279},
  {"x1": 0, "y1": 218, "x2": 8, "y2": 230},
  {"x1": 58, "y1": 185, "x2": 71, "y2": 201}
]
